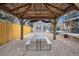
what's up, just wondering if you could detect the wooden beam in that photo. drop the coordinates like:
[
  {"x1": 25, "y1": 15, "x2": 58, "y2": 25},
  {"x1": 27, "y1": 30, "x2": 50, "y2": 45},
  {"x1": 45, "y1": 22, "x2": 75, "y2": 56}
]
[
  {"x1": 28, "y1": 9, "x2": 48, "y2": 11},
  {"x1": 40, "y1": 4, "x2": 42, "y2": 14},
  {"x1": 0, "y1": 5, "x2": 11, "y2": 12},
  {"x1": 0, "y1": 6, "x2": 19, "y2": 18},
  {"x1": 33, "y1": 4, "x2": 37, "y2": 15},
  {"x1": 24, "y1": 14, "x2": 53, "y2": 16},
  {"x1": 10, "y1": 3, "x2": 30, "y2": 12},
  {"x1": 23, "y1": 16, "x2": 54, "y2": 19},
  {"x1": 45, "y1": 3, "x2": 65, "y2": 12},
  {"x1": 44, "y1": 4, "x2": 60, "y2": 18},
  {"x1": 63, "y1": 4, "x2": 71, "y2": 11},
  {"x1": 22, "y1": 14, "x2": 54, "y2": 19},
  {"x1": 70, "y1": 3, "x2": 79, "y2": 10},
  {"x1": 21, "y1": 4, "x2": 31, "y2": 18},
  {"x1": 16, "y1": 4, "x2": 31, "y2": 16},
  {"x1": 0, "y1": 3, "x2": 6, "y2": 6},
  {"x1": 63, "y1": 4, "x2": 77, "y2": 14}
]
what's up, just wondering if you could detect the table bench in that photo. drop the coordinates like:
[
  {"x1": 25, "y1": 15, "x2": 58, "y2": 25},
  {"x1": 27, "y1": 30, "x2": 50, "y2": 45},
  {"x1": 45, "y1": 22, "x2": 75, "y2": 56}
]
[{"x1": 61, "y1": 32, "x2": 79, "y2": 39}]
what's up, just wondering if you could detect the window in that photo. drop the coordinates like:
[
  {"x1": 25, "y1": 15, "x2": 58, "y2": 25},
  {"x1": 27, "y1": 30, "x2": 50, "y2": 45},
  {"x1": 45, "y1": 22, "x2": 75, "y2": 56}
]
[{"x1": 36, "y1": 26, "x2": 41, "y2": 30}]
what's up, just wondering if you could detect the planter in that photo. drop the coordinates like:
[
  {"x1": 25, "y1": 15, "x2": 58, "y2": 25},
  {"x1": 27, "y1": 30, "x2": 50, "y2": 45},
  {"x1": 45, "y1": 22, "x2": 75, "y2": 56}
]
[{"x1": 64, "y1": 34, "x2": 68, "y2": 38}]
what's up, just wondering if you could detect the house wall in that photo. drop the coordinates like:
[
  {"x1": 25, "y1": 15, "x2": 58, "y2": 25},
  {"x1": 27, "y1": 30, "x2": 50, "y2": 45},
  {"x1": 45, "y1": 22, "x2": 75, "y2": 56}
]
[{"x1": 33, "y1": 21, "x2": 51, "y2": 32}]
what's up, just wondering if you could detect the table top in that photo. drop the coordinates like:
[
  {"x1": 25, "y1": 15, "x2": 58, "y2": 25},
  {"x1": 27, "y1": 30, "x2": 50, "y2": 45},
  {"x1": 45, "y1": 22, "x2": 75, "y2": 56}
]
[
  {"x1": 33, "y1": 33, "x2": 46, "y2": 39},
  {"x1": 26, "y1": 33, "x2": 51, "y2": 45}
]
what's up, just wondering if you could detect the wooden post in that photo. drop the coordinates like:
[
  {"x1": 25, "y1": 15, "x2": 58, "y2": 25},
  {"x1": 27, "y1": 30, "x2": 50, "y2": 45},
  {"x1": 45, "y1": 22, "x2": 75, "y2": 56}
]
[
  {"x1": 20, "y1": 18, "x2": 29, "y2": 40},
  {"x1": 20, "y1": 19, "x2": 23, "y2": 40},
  {"x1": 53, "y1": 19, "x2": 57, "y2": 40}
]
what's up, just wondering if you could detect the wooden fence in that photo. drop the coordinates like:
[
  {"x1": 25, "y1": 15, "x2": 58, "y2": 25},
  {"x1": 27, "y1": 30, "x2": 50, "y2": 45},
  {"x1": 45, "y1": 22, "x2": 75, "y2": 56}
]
[{"x1": 0, "y1": 20, "x2": 32, "y2": 45}]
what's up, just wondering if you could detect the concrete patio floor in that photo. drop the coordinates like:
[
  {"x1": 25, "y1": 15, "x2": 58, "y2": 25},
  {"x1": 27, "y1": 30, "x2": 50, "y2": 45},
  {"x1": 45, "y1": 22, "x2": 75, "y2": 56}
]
[{"x1": 0, "y1": 32, "x2": 79, "y2": 56}]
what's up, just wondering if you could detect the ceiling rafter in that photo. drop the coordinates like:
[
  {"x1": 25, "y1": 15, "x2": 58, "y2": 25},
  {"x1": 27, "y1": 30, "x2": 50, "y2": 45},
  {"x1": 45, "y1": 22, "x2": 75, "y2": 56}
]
[
  {"x1": 21, "y1": 4, "x2": 31, "y2": 18},
  {"x1": 0, "y1": 3, "x2": 6, "y2": 6},
  {"x1": 0, "y1": 3, "x2": 78, "y2": 19},
  {"x1": 45, "y1": 3, "x2": 65, "y2": 13},
  {"x1": 33, "y1": 4, "x2": 37, "y2": 15},
  {"x1": 16, "y1": 4, "x2": 31, "y2": 18},
  {"x1": 15, "y1": 4, "x2": 31, "y2": 16},
  {"x1": 63, "y1": 4, "x2": 77, "y2": 14},
  {"x1": 10, "y1": 3, "x2": 30, "y2": 12},
  {"x1": 63, "y1": 4, "x2": 71, "y2": 11},
  {"x1": 0, "y1": 5, "x2": 18, "y2": 17},
  {"x1": 40, "y1": 4, "x2": 42, "y2": 14},
  {"x1": 60, "y1": 4, "x2": 76, "y2": 15},
  {"x1": 28, "y1": 9, "x2": 48, "y2": 11},
  {"x1": 0, "y1": 5, "x2": 10, "y2": 11},
  {"x1": 70, "y1": 3, "x2": 79, "y2": 10},
  {"x1": 44, "y1": 4, "x2": 60, "y2": 18}
]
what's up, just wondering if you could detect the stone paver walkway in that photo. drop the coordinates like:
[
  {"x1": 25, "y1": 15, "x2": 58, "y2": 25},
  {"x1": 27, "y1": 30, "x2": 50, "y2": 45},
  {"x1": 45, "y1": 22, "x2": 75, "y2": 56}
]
[{"x1": 0, "y1": 32, "x2": 79, "y2": 56}]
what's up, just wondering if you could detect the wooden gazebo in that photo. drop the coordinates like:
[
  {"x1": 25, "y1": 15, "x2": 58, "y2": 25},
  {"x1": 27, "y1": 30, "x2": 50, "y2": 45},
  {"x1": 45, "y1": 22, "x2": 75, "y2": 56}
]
[{"x1": 0, "y1": 3, "x2": 79, "y2": 40}]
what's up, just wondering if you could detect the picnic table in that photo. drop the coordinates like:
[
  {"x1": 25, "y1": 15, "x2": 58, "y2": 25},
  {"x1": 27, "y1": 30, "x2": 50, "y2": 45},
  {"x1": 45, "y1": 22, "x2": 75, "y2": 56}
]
[{"x1": 25, "y1": 33, "x2": 52, "y2": 51}]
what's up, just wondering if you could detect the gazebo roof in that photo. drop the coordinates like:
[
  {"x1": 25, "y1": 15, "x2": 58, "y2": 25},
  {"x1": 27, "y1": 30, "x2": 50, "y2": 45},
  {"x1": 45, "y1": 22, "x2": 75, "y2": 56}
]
[{"x1": 0, "y1": 3, "x2": 79, "y2": 19}]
